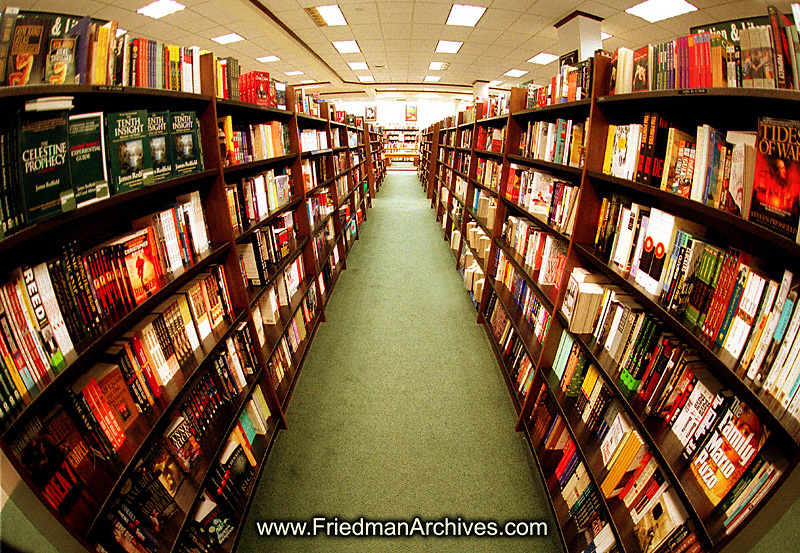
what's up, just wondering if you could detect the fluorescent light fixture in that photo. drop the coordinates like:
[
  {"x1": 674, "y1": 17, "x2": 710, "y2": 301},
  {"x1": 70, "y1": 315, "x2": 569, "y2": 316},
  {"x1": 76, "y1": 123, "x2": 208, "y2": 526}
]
[
  {"x1": 504, "y1": 69, "x2": 528, "y2": 78},
  {"x1": 358, "y1": 75, "x2": 375, "y2": 81},
  {"x1": 527, "y1": 52, "x2": 558, "y2": 64},
  {"x1": 488, "y1": 80, "x2": 502, "y2": 87},
  {"x1": 446, "y1": 4, "x2": 486, "y2": 27},
  {"x1": 285, "y1": 70, "x2": 304, "y2": 76},
  {"x1": 300, "y1": 79, "x2": 316, "y2": 83},
  {"x1": 257, "y1": 55, "x2": 280, "y2": 63},
  {"x1": 315, "y1": 5, "x2": 347, "y2": 26},
  {"x1": 116, "y1": 28, "x2": 127, "y2": 37},
  {"x1": 211, "y1": 32, "x2": 244, "y2": 44},
  {"x1": 429, "y1": 61, "x2": 445, "y2": 70},
  {"x1": 333, "y1": 40, "x2": 361, "y2": 53},
  {"x1": 424, "y1": 75, "x2": 441, "y2": 82},
  {"x1": 348, "y1": 61, "x2": 369, "y2": 70},
  {"x1": 435, "y1": 40, "x2": 462, "y2": 54},
  {"x1": 385, "y1": 87, "x2": 398, "y2": 90},
  {"x1": 137, "y1": 0, "x2": 185, "y2": 19},
  {"x1": 626, "y1": 0, "x2": 697, "y2": 23},
  {"x1": 601, "y1": 32, "x2": 612, "y2": 40}
]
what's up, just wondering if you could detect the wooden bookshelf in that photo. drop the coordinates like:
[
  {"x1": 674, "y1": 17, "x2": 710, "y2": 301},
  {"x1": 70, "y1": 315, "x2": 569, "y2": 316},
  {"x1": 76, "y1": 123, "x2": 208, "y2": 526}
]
[
  {"x1": 0, "y1": 53, "x2": 373, "y2": 553},
  {"x1": 419, "y1": 51, "x2": 800, "y2": 553}
]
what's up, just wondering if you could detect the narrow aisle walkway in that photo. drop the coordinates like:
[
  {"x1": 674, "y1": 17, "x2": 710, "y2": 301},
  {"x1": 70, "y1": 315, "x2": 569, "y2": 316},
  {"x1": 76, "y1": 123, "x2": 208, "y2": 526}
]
[{"x1": 237, "y1": 172, "x2": 564, "y2": 553}]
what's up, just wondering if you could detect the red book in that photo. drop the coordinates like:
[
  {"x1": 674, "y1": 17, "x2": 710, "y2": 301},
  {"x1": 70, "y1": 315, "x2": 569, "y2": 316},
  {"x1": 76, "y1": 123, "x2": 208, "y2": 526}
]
[
  {"x1": 618, "y1": 451, "x2": 653, "y2": 500},
  {"x1": 82, "y1": 377, "x2": 125, "y2": 450},
  {"x1": 128, "y1": 334, "x2": 162, "y2": 398},
  {"x1": 554, "y1": 439, "x2": 576, "y2": 478}
]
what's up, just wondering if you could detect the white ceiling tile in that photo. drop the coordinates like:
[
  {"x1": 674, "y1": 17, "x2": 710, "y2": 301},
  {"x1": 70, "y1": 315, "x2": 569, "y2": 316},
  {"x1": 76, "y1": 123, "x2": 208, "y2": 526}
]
[
  {"x1": 491, "y1": 31, "x2": 532, "y2": 48},
  {"x1": 409, "y1": 39, "x2": 439, "y2": 52},
  {"x1": 192, "y1": 1, "x2": 241, "y2": 25},
  {"x1": 473, "y1": 8, "x2": 518, "y2": 31},
  {"x1": 411, "y1": 24, "x2": 443, "y2": 40},
  {"x1": 488, "y1": 0, "x2": 534, "y2": 12},
  {"x1": 321, "y1": 26, "x2": 357, "y2": 41},
  {"x1": 601, "y1": 11, "x2": 649, "y2": 35},
  {"x1": 438, "y1": 25, "x2": 473, "y2": 42},
  {"x1": 340, "y1": 3, "x2": 380, "y2": 23},
  {"x1": 377, "y1": 1, "x2": 414, "y2": 21},
  {"x1": 135, "y1": 19, "x2": 191, "y2": 42},
  {"x1": 413, "y1": 2, "x2": 452, "y2": 23},
  {"x1": 506, "y1": 14, "x2": 550, "y2": 36},
  {"x1": 381, "y1": 23, "x2": 412, "y2": 39},
  {"x1": 575, "y1": 1, "x2": 618, "y2": 19},
  {"x1": 385, "y1": 38, "x2": 413, "y2": 53},
  {"x1": 527, "y1": 0, "x2": 572, "y2": 19},
  {"x1": 163, "y1": 9, "x2": 218, "y2": 33},
  {"x1": 350, "y1": 24, "x2": 384, "y2": 39},
  {"x1": 34, "y1": 0, "x2": 105, "y2": 13},
  {"x1": 91, "y1": 6, "x2": 149, "y2": 30}
]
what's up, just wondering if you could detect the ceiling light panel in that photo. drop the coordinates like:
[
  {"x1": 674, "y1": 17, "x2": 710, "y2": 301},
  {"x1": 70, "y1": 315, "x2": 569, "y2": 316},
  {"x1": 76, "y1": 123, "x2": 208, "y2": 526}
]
[
  {"x1": 358, "y1": 75, "x2": 375, "y2": 81},
  {"x1": 446, "y1": 4, "x2": 486, "y2": 27},
  {"x1": 424, "y1": 75, "x2": 441, "y2": 82},
  {"x1": 257, "y1": 55, "x2": 280, "y2": 63},
  {"x1": 286, "y1": 70, "x2": 304, "y2": 76},
  {"x1": 504, "y1": 69, "x2": 528, "y2": 77},
  {"x1": 333, "y1": 40, "x2": 361, "y2": 53},
  {"x1": 211, "y1": 33, "x2": 244, "y2": 44},
  {"x1": 626, "y1": 0, "x2": 698, "y2": 23},
  {"x1": 137, "y1": 0, "x2": 185, "y2": 19},
  {"x1": 429, "y1": 61, "x2": 449, "y2": 70},
  {"x1": 527, "y1": 52, "x2": 558, "y2": 64},
  {"x1": 435, "y1": 40, "x2": 463, "y2": 54},
  {"x1": 348, "y1": 61, "x2": 369, "y2": 70}
]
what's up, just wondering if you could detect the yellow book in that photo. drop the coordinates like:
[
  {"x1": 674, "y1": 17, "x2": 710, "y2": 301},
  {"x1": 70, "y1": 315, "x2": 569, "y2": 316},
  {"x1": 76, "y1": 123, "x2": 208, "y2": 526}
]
[
  {"x1": 94, "y1": 24, "x2": 109, "y2": 86},
  {"x1": 601, "y1": 430, "x2": 646, "y2": 498},
  {"x1": 602, "y1": 124, "x2": 616, "y2": 174}
]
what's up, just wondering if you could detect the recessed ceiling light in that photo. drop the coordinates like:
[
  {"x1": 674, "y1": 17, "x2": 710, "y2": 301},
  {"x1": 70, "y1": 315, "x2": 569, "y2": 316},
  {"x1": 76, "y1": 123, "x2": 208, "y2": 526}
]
[
  {"x1": 304, "y1": 5, "x2": 347, "y2": 26},
  {"x1": 358, "y1": 75, "x2": 375, "y2": 81},
  {"x1": 504, "y1": 69, "x2": 528, "y2": 78},
  {"x1": 626, "y1": 0, "x2": 697, "y2": 23},
  {"x1": 137, "y1": 0, "x2": 185, "y2": 19},
  {"x1": 429, "y1": 61, "x2": 445, "y2": 70},
  {"x1": 435, "y1": 40, "x2": 463, "y2": 54},
  {"x1": 116, "y1": 28, "x2": 127, "y2": 37},
  {"x1": 211, "y1": 32, "x2": 244, "y2": 44},
  {"x1": 527, "y1": 52, "x2": 558, "y2": 64},
  {"x1": 446, "y1": 4, "x2": 486, "y2": 27},
  {"x1": 424, "y1": 75, "x2": 441, "y2": 82},
  {"x1": 333, "y1": 40, "x2": 361, "y2": 53},
  {"x1": 348, "y1": 61, "x2": 369, "y2": 70},
  {"x1": 488, "y1": 80, "x2": 503, "y2": 87},
  {"x1": 300, "y1": 79, "x2": 316, "y2": 83},
  {"x1": 286, "y1": 70, "x2": 304, "y2": 76},
  {"x1": 601, "y1": 32, "x2": 612, "y2": 40},
  {"x1": 257, "y1": 55, "x2": 280, "y2": 63},
  {"x1": 385, "y1": 87, "x2": 398, "y2": 90}
]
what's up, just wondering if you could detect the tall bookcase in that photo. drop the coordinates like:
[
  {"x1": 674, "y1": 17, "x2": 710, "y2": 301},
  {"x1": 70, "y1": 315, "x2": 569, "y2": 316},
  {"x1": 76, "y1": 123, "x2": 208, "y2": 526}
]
[
  {"x1": 420, "y1": 52, "x2": 800, "y2": 553},
  {"x1": 0, "y1": 53, "x2": 373, "y2": 553},
  {"x1": 364, "y1": 124, "x2": 385, "y2": 198}
]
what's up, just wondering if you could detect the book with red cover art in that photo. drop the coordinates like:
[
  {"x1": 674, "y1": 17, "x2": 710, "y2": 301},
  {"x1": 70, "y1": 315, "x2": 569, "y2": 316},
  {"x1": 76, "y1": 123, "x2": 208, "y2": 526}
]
[
  {"x1": 121, "y1": 227, "x2": 162, "y2": 305},
  {"x1": 689, "y1": 398, "x2": 768, "y2": 506},
  {"x1": 749, "y1": 117, "x2": 800, "y2": 240}
]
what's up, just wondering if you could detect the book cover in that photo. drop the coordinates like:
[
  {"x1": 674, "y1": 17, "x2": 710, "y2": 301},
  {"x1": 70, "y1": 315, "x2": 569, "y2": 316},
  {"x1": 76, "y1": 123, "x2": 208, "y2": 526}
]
[
  {"x1": 163, "y1": 414, "x2": 201, "y2": 473},
  {"x1": 689, "y1": 398, "x2": 768, "y2": 506},
  {"x1": 68, "y1": 112, "x2": 110, "y2": 207},
  {"x1": 633, "y1": 490, "x2": 687, "y2": 553},
  {"x1": 44, "y1": 36, "x2": 76, "y2": 85},
  {"x1": 749, "y1": 117, "x2": 800, "y2": 239},
  {"x1": 148, "y1": 111, "x2": 173, "y2": 184},
  {"x1": 170, "y1": 111, "x2": 204, "y2": 176},
  {"x1": 7, "y1": 16, "x2": 49, "y2": 86},
  {"x1": 16, "y1": 109, "x2": 75, "y2": 226},
  {"x1": 106, "y1": 110, "x2": 154, "y2": 194}
]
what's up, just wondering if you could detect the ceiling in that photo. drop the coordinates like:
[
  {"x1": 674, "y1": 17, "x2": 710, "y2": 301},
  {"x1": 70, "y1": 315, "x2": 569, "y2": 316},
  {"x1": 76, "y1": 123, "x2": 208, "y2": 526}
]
[{"x1": 23, "y1": 0, "x2": 798, "y2": 100}]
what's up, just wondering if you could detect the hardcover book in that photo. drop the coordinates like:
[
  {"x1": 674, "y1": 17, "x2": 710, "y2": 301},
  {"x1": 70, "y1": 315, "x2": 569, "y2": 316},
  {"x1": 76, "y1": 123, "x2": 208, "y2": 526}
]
[
  {"x1": 749, "y1": 117, "x2": 800, "y2": 240},
  {"x1": 68, "y1": 112, "x2": 110, "y2": 207},
  {"x1": 148, "y1": 111, "x2": 173, "y2": 183},
  {"x1": 106, "y1": 110, "x2": 154, "y2": 194},
  {"x1": 689, "y1": 398, "x2": 768, "y2": 506},
  {"x1": 16, "y1": 109, "x2": 75, "y2": 224},
  {"x1": 170, "y1": 111, "x2": 203, "y2": 176},
  {"x1": 7, "y1": 16, "x2": 49, "y2": 86},
  {"x1": 44, "y1": 36, "x2": 76, "y2": 85}
]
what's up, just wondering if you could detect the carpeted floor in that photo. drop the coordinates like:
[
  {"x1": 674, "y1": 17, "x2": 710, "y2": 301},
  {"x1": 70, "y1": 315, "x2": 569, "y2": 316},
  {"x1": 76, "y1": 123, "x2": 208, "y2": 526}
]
[{"x1": 235, "y1": 171, "x2": 564, "y2": 553}]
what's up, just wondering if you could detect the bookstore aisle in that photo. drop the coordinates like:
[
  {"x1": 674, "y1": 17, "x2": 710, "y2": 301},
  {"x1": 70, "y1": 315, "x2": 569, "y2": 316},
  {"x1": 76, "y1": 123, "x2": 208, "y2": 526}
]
[{"x1": 236, "y1": 171, "x2": 563, "y2": 553}]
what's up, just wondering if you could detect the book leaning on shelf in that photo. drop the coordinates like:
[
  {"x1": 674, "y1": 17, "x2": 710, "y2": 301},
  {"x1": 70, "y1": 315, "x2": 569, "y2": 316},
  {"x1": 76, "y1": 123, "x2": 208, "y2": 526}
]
[
  {"x1": 225, "y1": 167, "x2": 293, "y2": 234},
  {"x1": 0, "y1": 104, "x2": 205, "y2": 238}
]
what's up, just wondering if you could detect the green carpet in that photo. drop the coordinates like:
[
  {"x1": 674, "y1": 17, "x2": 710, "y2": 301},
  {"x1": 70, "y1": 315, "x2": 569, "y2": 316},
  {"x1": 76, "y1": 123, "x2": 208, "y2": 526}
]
[{"x1": 235, "y1": 172, "x2": 565, "y2": 553}]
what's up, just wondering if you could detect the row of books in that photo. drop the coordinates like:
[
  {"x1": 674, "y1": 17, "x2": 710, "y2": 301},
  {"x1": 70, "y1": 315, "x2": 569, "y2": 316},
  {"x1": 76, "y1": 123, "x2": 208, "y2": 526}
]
[
  {"x1": 525, "y1": 58, "x2": 594, "y2": 108},
  {"x1": 475, "y1": 125, "x2": 505, "y2": 153},
  {"x1": 306, "y1": 189, "x2": 335, "y2": 231},
  {"x1": 475, "y1": 93, "x2": 510, "y2": 119},
  {"x1": 333, "y1": 151, "x2": 349, "y2": 176},
  {"x1": 299, "y1": 128, "x2": 329, "y2": 153},
  {"x1": 475, "y1": 158, "x2": 502, "y2": 194},
  {"x1": 591, "y1": 197, "x2": 800, "y2": 414},
  {"x1": 608, "y1": 6, "x2": 800, "y2": 93},
  {"x1": 492, "y1": 251, "x2": 553, "y2": 346},
  {"x1": 518, "y1": 117, "x2": 587, "y2": 169},
  {"x1": 225, "y1": 167, "x2": 294, "y2": 235},
  {"x1": 485, "y1": 294, "x2": 536, "y2": 399},
  {"x1": 301, "y1": 157, "x2": 328, "y2": 192},
  {"x1": 217, "y1": 116, "x2": 289, "y2": 167},
  {"x1": 2, "y1": 106, "x2": 203, "y2": 235},
  {"x1": 460, "y1": 127, "x2": 473, "y2": 149},
  {"x1": 505, "y1": 167, "x2": 579, "y2": 237},
  {"x1": 10, "y1": 267, "x2": 237, "y2": 529},
  {"x1": 601, "y1": 113, "x2": 800, "y2": 242},
  {"x1": 0, "y1": 193, "x2": 210, "y2": 413},
  {"x1": 460, "y1": 244, "x2": 486, "y2": 305},
  {"x1": 263, "y1": 284, "x2": 318, "y2": 391},
  {"x1": 236, "y1": 213, "x2": 298, "y2": 289}
]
